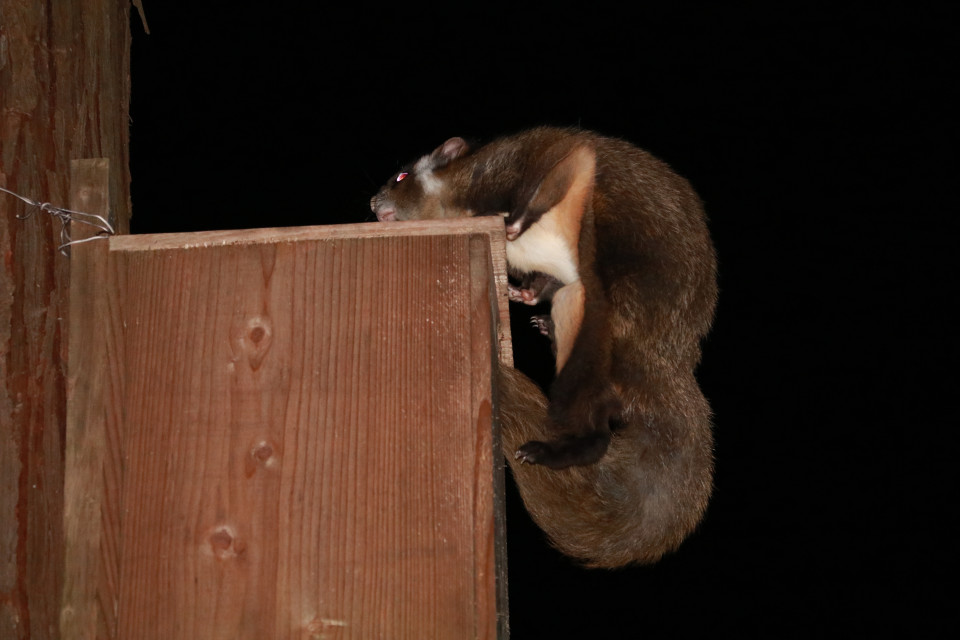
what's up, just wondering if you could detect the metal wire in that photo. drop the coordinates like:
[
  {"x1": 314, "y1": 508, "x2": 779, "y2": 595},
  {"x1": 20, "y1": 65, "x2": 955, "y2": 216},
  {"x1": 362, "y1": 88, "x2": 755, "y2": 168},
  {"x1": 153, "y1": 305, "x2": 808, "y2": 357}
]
[{"x1": 0, "y1": 185, "x2": 115, "y2": 255}]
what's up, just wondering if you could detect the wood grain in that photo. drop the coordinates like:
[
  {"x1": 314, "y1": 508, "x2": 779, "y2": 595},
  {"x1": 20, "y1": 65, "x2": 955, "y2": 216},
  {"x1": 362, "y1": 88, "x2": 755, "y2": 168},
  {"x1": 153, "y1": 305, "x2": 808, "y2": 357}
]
[
  {"x1": 66, "y1": 222, "x2": 511, "y2": 638},
  {"x1": 1, "y1": 2, "x2": 132, "y2": 637},
  {"x1": 110, "y1": 218, "x2": 513, "y2": 367},
  {"x1": 62, "y1": 159, "x2": 122, "y2": 639}
]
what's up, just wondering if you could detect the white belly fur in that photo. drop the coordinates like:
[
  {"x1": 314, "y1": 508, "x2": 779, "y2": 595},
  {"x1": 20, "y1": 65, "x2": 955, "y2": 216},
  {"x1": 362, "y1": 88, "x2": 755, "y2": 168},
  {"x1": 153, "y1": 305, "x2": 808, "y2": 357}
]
[{"x1": 505, "y1": 207, "x2": 580, "y2": 285}]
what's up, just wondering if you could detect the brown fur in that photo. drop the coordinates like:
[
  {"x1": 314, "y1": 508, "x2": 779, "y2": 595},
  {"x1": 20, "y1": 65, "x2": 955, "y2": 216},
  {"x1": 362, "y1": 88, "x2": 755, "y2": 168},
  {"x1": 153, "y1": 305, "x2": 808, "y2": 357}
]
[
  {"x1": 497, "y1": 363, "x2": 713, "y2": 567},
  {"x1": 372, "y1": 127, "x2": 717, "y2": 566}
]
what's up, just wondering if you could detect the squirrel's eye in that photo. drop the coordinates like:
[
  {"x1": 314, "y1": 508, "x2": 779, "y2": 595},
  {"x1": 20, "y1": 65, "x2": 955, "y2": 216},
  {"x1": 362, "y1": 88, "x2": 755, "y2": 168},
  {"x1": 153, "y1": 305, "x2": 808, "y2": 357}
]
[{"x1": 396, "y1": 172, "x2": 409, "y2": 182}]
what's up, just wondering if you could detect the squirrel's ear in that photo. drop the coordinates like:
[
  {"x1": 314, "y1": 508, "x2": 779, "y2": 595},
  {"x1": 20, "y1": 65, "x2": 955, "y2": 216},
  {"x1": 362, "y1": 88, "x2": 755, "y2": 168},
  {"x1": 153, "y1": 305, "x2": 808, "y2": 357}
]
[{"x1": 429, "y1": 137, "x2": 469, "y2": 168}]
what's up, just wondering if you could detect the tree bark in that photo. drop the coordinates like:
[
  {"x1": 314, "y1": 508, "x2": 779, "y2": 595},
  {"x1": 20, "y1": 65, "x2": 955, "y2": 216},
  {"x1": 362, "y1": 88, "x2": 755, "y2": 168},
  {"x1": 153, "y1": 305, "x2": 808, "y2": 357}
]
[{"x1": 0, "y1": 2, "x2": 131, "y2": 637}]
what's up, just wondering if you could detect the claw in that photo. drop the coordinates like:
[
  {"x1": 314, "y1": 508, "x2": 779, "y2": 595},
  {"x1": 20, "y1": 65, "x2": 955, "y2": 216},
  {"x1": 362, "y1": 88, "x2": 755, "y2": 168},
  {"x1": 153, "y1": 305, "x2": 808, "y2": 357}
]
[{"x1": 515, "y1": 440, "x2": 549, "y2": 465}]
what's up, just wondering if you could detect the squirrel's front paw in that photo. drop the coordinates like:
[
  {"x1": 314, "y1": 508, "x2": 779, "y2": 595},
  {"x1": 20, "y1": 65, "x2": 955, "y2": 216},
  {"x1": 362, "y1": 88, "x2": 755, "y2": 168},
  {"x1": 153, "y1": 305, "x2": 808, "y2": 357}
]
[{"x1": 508, "y1": 284, "x2": 540, "y2": 305}]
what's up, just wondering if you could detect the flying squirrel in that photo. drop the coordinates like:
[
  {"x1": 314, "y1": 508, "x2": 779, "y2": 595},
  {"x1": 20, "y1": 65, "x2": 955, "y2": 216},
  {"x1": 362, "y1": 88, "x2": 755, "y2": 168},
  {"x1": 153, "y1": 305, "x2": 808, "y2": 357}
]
[{"x1": 371, "y1": 127, "x2": 717, "y2": 567}]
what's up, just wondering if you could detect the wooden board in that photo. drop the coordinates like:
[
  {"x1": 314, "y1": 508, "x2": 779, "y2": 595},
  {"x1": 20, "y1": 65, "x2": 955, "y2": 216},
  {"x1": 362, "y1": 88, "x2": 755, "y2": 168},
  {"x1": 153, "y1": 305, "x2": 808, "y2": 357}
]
[
  {"x1": 65, "y1": 218, "x2": 511, "y2": 638},
  {"x1": 109, "y1": 219, "x2": 512, "y2": 366},
  {"x1": 62, "y1": 159, "x2": 122, "y2": 639}
]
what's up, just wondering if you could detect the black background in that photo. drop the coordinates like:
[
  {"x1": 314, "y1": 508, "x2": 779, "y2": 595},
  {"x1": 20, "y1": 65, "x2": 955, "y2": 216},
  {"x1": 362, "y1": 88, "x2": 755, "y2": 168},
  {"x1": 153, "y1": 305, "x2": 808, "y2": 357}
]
[{"x1": 129, "y1": 2, "x2": 957, "y2": 637}]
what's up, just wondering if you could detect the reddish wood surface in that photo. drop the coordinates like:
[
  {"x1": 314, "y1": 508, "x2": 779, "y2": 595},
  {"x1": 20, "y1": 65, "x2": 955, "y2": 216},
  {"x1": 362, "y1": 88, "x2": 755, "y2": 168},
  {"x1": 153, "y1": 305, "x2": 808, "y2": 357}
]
[
  {"x1": 1, "y1": 2, "x2": 131, "y2": 638},
  {"x1": 65, "y1": 220, "x2": 510, "y2": 638},
  {"x1": 108, "y1": 219, "x2": 513, "y2": 366},
  {"x1": 62, "y1": 159, "x2": 120, "y2": 640}
]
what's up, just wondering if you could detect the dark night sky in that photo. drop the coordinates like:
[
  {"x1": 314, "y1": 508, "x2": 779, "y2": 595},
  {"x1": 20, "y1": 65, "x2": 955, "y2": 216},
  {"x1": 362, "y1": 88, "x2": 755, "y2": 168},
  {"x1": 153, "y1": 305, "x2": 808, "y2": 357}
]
[{"x1": 129, "y1": 3, "x2": 957, "y2": 637}]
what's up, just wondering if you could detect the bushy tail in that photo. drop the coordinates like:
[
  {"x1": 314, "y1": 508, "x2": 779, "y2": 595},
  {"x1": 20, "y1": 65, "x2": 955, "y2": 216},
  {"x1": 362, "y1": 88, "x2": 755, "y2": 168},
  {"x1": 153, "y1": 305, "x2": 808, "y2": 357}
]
[{"x1": 498, "y1": 363, "x2": 713, "y2": 568}]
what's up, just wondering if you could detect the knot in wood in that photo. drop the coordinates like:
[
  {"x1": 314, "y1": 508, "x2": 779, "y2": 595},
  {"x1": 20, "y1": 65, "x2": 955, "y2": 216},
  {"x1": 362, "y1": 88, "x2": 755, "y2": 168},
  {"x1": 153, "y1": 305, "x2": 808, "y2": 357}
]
[
  {"x1": 252, "y1": 441, "x2": 274, "y2": 462},
  {"x1": 207, "y1": 526, "x2": 244, "y2": 560}
]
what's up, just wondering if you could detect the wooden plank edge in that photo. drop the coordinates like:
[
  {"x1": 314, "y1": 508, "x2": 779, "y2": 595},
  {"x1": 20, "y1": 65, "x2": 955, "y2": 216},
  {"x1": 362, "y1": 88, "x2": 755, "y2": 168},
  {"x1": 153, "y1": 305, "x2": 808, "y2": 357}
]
[
  {"x1": 62, "y1": 159, "x2": 116, "y2": 638},
  {"x1": 111, "y1": 217, "x2": 514, "y2": 366},
  {"x1": 108, "y1": 217, "x2": 506, "y2": 251},
  {"x1": 467, "y1": 235, "x2": 511, "y2": 639}
]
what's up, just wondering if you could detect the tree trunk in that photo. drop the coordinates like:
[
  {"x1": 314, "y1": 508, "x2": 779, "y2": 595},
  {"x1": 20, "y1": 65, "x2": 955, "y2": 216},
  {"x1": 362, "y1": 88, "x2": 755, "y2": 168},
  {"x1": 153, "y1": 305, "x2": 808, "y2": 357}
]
[{"x1": 0, "y1": 2, "x2": 131, "y2": 637}]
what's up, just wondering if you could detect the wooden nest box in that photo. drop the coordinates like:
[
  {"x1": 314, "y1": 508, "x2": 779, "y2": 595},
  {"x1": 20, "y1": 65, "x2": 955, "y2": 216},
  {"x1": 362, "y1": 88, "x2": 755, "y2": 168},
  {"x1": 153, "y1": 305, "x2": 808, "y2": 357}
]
[{"x1": 64, "y1": 198, "x2": 512, "y2": 638}]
